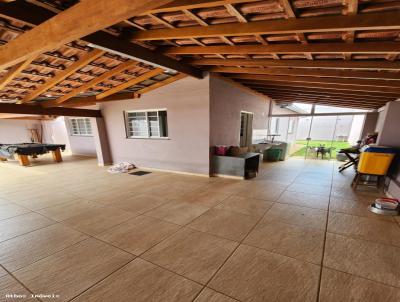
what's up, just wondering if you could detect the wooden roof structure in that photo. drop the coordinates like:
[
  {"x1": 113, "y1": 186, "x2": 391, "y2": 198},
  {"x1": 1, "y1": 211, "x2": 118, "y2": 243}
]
[{"x1": 1, "y1": 0, "x2": 400, "y2": 111}]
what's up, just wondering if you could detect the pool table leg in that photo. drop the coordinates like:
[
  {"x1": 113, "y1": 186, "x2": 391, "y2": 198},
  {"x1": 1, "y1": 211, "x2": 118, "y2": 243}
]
[
  {"x1": 18, "y1": 155, "x2": 30, "y2": 166},
  {"x1": 52, "y1": 148, "x2": 63, "y2": 162}
]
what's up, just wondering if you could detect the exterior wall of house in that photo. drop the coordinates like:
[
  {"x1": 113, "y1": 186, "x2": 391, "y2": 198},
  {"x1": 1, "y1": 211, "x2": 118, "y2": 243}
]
[
  {"x1": 376, "y1": 101, "x2": 400, "y2": 199},
  {"x1": 209, "y1": 76, "x2": 270, "y2": 146},
  {"x1": 0, "y1": 119, "x2": 42, "y2": 144},
  {"x1": 100, "y1": 75, "x2": 211, "y2": 175},
  {"x1": 42, "y1": 117, "x2": 71, "y2": 151},
  {"x1": 63, "y1": 117, "x2": 97, "y2": 156}
]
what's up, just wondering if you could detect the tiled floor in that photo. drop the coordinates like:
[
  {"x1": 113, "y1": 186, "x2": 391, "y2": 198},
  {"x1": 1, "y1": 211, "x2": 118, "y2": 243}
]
[{"x1": 1, "y1": 155, "x2": 400, "y2": 301}]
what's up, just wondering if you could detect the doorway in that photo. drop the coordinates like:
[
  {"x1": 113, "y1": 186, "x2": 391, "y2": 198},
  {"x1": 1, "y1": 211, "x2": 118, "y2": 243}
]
[{"x1": 240, "y1": 111, "x2": 253, "y2": 147}]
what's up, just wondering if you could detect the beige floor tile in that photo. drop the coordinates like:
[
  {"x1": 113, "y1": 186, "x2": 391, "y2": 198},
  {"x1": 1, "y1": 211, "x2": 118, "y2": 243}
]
[
  {"x1": 143, "y1": 228, "x2": 238, "y2": 284},
  {"x1": 37, "y1": 199, "x2": 101, "y2": 222},
  {"x1": 235, "y1": 183, "x2": 287, "y2": 202},
  {"x1": 286, "y1": 183, "x2": 331, "y2": 196},
  {"x1": 63, "y1": 206, "x2": 134, "y2": 235},
  {"x1": 188, "y1": 208, "x2": 259, "y2": 242},
  {"x1": 0, "y1": 267, "x2": 6, "y2": 278},
  {"x1": 96, "y1": 216, "x2": 180, "y2": 255},
  {"x1": 0, "y1": 204, "x2": 30, "y2": 221},
  {"x1": 330, "y1": 186, "x2": 381, "y2": 201},
  {"x1": 244, "y1": 221, "x2": 325, "y2": 264},
  {"x1": 14, "y1": 238, "x2": 133, "y2": 302},
  {"x1": 72, "y1": 258, "x2": 201, "y2": 302},
  {"x1": 145, "y1": 201, "x2": 209, "y2": 225},
  {"x1": 215, "y1": 195, "x2": 273, "y2": 217},
  {"x1": 0, "y1": 213, "x2": 55, "y2": 243},
  {"x1": 0, "y1": 274, "x2": 37, "y2": 302},
  {"x1": 81, "y1": 190, "x2": 134, "y2": 205},
  {"x1": 13, "y1": 193, "x2": 80, "y2": 211},
  {"x1": 0, "y1": 224, "x2": 88, "y2": 271},
  {"x1": 277, "y1": 191, "x2": 330, "y2": 210},
  {"x1": 261, "y1": 203, "x2": 327, "y2": 230},
  {"x1": 319, "y1": 268, "x2": 400, "y2": 302},
  {"x1": 328, "y1": 212, "x2": 400, "y2": 247},
  {"x1": 329, "y1": 197, "x2": 395, "y2": 221},
  {"x1": 110, "y1": 194, "x2": 169, "y2": 215},
  {"x1": 176, "y1": 189, "x2": 230, "y2": 207},
  {"x1": 209, "y1": 244, "x2": 320, "y2": 302},
  {"x1": 324, "y1": 233, "x2": 400, "y2": 288},
  {"x1": 194, "y1": 288, "x2": 237, "y2": 302}
]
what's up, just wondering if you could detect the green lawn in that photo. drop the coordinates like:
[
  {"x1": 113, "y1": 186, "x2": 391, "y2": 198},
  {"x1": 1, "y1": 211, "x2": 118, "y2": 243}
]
[{"x1": 291, "y1": 140, "x2": 351, "y2": 159}]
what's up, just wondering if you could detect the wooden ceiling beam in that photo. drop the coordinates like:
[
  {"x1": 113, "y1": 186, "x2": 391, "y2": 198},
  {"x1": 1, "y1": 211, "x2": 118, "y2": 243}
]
[
  {"x1": 0, "y1": 103, "x2": 102, "y2": 117},
  {"x1": 131, "y1": 11, "x2": 400, "y2": 41},
  {"x1": 0, "y1": 0, "x2": 175, "y2": 70},
  {"x1": 42, "y1": 60, "x2": 140, "y2": 107},
  {"x1": 270, "y1": 97, "x2": 383, "y2": 107},
  {"x1": 149, "y1": 0, "x2": 260, "y2": 14},
  {"x1": 257, "y1": 91, "x2": 389, "y2": 102},
  {"x1": 95, "y1": 68, "x2": 164, "y2": 99},
  {"x1": 0, "y1": 56, "x2": 35, "y2": 90},
  {"x1": 20, "y1": 49, "x2": 105, "y2": 103},
  {"x1": 60, "y1": 92, "x2": 141, "y2": 108},
  {"x1": 189, "y1": 58, "x2": 400, "y2": 71},
  {"x1": 272, "y1": 98, "x2": 379, "y2": 109},
  {"x1": 135, "y1": 73, "x2": 187, "y2": 94},
  {"x1": 248, "y1": 86, "x2": 395, "y2": 100},
  {"x1": 210, "y1": 66, "x2": 400, "y2": 80},
  {"x1": 0, "y1": 1, "x2": 203, "y2": 79},
  {"x1": 228, "y1": 73, "x2": 400, "y2": 88},
  {"x1": 235, "y1": 79, "x2": 400, "y2": 94},
  {"x1": 242, "y1": 83, "x2": 400, "y2": 98},
  {"x1": 163, "y1": 42, "x2": 400, "y2": 55}
]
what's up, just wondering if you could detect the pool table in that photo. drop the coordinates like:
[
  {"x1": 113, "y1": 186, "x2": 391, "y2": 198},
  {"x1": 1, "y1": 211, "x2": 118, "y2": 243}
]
[{"x1": 0, "y1": 143, "x2": 66, "y2": 166}]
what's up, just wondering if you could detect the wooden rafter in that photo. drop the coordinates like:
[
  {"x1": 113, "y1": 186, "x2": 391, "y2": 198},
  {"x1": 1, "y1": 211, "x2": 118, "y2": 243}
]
[
  {"x1": 229, "y1": 73, "x2": 400, "y2": 88},
  {"x1": 0, "y1": 1, "x2": 204, "y2": 79},
  {"x1": 0, "y1": 0, "x2": 175, "y2": 70},
  {"x1": 130, "y1": 12, "x2": 400, "y2": 41},
  {"x1": 210, "y1": 66, "x2": 400, "y2": 80},
  {"x1": 42, "y1": 60, "x2": 140, "y2": 106},
  {"x1": 163, "y1": 42, "x2": 400, "y2": 55},
  {"x1": 20, "y1": 49, "x2": 105, "y2": 103},
  {"x1": 0, "y1": 103, "x2": 102, "y2": 117},
  {"x1": 95, "y1": 68, "x2": 164, "y2": 100},
  {"x1": 236, "y1": 79, "x2": 400, "y2": 94},
  {"x1": 189, "y1": 58, "x2": 400, "y2": 70},
  {"x1": 0, "y1": 56, "x2": 35, "y2": 91},
  {"x1": 60, "y1": 92, "x2": 141, "y2": 108},
  {"x1": 135, "y1": 73, "x2": 187, "y2": 94}
]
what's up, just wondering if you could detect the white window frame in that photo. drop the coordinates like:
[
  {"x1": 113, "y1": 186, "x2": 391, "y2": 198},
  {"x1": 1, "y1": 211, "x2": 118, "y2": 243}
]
[
  {"x1": 69, "y1": 118, "x2": 93, "y2": 136},
  {"x1": 125, "y1": 109, "x2": 168, "y2": 139}
]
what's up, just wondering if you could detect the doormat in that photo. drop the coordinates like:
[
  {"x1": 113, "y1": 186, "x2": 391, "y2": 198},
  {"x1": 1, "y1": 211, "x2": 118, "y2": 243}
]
[{"x1": 129, "y1": 171, "x2": 152, "y2": 176}]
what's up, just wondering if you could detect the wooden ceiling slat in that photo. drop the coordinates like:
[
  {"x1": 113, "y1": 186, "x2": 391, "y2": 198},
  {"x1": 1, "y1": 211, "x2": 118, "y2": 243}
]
[
  {"x1": 0, "y1": 0, "x2": 176, "y2": 70},
  {"x1": 20, "y1": 49, "x2": 105, "y2": 103},
  {"x1": 0, "y1": 1, "x2": 203, "y2": 79},
  {"x1": 0, "y1": 103, "x2": 102, "y2": 117},
  {"x1": 257, "y1": 91, "x2": 389, "y2": 102},
  {"x1": 42, "y1": 60, "x2": 140, "y2": 106},
  {"x1": 95, "y1": 68, "x2": 164, "y2": 100},
  {"x1": 0, "y1": 56, "x2": 35, "y2": 91},
  {"x1": 189, "y1": 58, "x2": 400, "y2": 70},
  {"x1": 163, "y1": 42, "x2": 400, "y2": 55},
  {"x1": 229, "y1": 73, "x2": 400, "y2": 88},
  {"x1": 236, "y1": 79, "x2": 400, "y2": 94},
  {"x1": 130, "y1": 12, "x2": 400, "y2": 40},
  {"x1": 211, "y1": 66, "x2": 400, "y2": 80}
]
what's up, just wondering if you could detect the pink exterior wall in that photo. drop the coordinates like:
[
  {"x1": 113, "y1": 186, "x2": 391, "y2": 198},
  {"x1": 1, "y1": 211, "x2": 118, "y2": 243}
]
[
  {"x1": 100, "y1": 76, "x2": 210, "y2": 175},
  {"x1": 0, "y1": 119, "x2": 42, "y2": 143},
  {"x1": 209, "y1": 76, "x2": 270, "y2": 146}
]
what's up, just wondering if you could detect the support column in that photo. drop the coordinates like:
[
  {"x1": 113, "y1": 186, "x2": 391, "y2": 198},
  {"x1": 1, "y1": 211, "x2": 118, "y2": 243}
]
[
  {"x1": 360, "y1": 111, "x2": 378, "y2": 139},
  {"x1": 91, "y1": 117, "x2": 112, "y2": 166}
]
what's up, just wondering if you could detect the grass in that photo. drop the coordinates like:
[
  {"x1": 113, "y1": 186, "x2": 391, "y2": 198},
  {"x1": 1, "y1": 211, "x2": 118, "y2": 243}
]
[{"x1": 291, "y1": 140, "x2": 351, "y2": 159}]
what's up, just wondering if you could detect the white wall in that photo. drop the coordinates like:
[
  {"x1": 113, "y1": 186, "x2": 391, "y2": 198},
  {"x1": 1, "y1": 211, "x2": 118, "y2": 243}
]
[
  {"x1": 209, "y1": 76, "x2": 270, "y2": 146},
  {"x1": 0, "y1": 119, "x2": 41, "y2": 143},
  {"x1": 42, "y1": 117, "x2": 71, "y2": 151},
  {"x1": 100, "y1": 76, "x2": 211, "y2": 175},
  {"x1": 64, "y1": 117, "x2": 97, "y2": 156}
]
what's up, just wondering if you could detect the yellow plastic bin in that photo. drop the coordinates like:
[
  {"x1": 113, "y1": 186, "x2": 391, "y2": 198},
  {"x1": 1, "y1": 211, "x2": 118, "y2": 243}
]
[{"x1": 358, "y1": 145, "x2": 396, "y2": 175}]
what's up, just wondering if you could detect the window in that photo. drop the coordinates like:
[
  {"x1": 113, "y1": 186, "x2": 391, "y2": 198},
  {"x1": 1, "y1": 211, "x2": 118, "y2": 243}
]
[
  {"x1": 69, "y1": 118, "x2": 92, "y2": 136},
  {"x1": 288, "y1": 119, "x2": 295, "y2": 134},
  {"x1": 125, "y1": 109, "x2": 168, "y2": 138},
  {"x1": 270, "y1": 117, "x2": 280, "y2": 134}
]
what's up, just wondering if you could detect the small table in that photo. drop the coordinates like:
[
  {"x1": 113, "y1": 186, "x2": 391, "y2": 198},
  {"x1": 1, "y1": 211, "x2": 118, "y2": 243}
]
[{"x1": 338, "y1": 147, "x2": 360, "y2": 172}]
